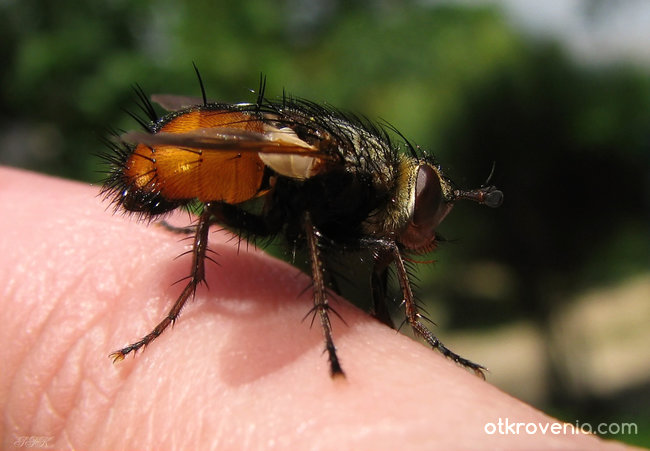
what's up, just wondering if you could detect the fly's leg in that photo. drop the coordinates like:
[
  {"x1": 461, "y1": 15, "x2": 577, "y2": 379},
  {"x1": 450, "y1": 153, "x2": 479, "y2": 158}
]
[
  {"x1": 304, "y1": 213, "x2": 345, "y2": 377},
  {"x1": 109, "y1": 205, "x2": 213, "y2": 362},
  {"x1": 389, "y1": 243, "x2": 486, "y2": 378}
]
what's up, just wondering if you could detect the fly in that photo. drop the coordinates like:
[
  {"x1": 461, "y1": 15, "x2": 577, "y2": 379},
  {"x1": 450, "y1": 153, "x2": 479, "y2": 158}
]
[{"x1": 101, "y1": 70, "x2": 503, "y2": 378}]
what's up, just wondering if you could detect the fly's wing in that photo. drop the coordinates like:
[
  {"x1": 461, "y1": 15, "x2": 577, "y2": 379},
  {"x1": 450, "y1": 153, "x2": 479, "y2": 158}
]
[
  {"x1": 117, "y1": 104, "x2": 342, "y2": 206},
  {"x1": 121, "y1": 126, "x2": 335, "y2": 181},
  {"x1": 121, "y1": 128, "x2": 321, "y2": 156}
]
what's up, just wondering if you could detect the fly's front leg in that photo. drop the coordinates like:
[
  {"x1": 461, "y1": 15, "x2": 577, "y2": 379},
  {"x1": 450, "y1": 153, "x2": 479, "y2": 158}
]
[
  {"x1": 389, "y1": 243, "x2": 486, "y2": 378},
  {"x1": 304, "y1": 213, "x2": 345, "y2": 377},
  {"x1": 110, "y1": 204, "x2": 214, "y2": 362}
]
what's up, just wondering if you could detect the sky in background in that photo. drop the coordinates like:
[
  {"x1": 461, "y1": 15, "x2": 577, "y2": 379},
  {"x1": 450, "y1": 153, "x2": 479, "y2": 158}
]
[{"x1": 444, "y1": 0, "x2": 650, "y2": 65}]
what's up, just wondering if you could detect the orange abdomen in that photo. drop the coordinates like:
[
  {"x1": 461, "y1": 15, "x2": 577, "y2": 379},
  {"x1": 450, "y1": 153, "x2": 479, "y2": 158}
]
[{"x1": 124, "y1": 109, "x2": 265, "y2": 204}]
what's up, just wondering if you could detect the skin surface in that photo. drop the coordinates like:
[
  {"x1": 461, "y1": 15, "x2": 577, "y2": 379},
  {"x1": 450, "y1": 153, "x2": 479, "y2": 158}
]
[{"x1": 0, "y1": 166, "x2": 635, "y2": 450}]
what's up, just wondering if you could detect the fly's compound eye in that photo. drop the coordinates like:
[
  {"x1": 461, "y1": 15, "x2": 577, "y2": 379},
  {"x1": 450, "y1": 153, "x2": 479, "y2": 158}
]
[
  {"x1": 412, "y1": 164, "x2": 442, "y2": 227},
  {"x1": 399, "y1": 164, "x2": 453, "y2": 251}
]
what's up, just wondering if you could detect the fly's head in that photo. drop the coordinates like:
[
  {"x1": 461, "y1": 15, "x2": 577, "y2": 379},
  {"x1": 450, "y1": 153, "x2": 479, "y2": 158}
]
[{"x1": 397, "y1": 157, "x2": 503, "y2": 253}]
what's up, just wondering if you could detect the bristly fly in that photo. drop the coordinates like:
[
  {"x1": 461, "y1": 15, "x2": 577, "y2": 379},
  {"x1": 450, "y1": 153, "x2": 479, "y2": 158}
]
[{"x1": 101, "y1": 70, "x2": 503, "y2": 378}]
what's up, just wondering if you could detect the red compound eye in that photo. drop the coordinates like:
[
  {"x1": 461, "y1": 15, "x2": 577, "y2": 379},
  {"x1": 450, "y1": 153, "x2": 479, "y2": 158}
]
[{"x1": 412, "y1": 164, "x2": 442, "y2": 227}]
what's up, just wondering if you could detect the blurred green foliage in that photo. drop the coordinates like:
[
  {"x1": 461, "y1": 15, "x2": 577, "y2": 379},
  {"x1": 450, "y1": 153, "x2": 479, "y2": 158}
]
[
  {"x1": 1, "y1": 1, "x2": 528, "y2": 179},
  {"x1": 1, "y1": 0, "x2": 648, "y2": 445}
]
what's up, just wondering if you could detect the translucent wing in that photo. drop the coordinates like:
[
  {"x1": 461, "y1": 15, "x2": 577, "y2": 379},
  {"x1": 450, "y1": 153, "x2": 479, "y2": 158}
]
[
  {"x1": 120, "y1": 116, "x2": 339, "y2": 208},
  {"x1": 121, "y1": 124, "x2": 334, "y2": 180},
  {"x1": 121, "y1": 128, "x2": 321, "y2": 156}
]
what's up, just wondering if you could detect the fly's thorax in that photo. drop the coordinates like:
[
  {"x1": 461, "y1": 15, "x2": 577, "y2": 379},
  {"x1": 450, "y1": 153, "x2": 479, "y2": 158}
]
[{"x1": 266, "y1": 110, "x2": 399, "y2": 191}]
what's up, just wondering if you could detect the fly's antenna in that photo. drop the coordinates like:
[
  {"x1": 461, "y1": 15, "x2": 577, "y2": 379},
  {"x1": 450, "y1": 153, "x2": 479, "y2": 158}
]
[
  {"x1": 453, "y1": 162, "x2": 503, "y2": 208},
  {"x1": 192, "y1": 62, "x2": 208, "y2": 106},
  {"x1": 454, "y1": 186, "x2": 503, "y2": 208}
]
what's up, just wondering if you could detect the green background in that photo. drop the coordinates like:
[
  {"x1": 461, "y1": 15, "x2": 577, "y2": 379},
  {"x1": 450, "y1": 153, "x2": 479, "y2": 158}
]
[{"x1": 2, "y1": 1, "x2": 648, "y2": 446}]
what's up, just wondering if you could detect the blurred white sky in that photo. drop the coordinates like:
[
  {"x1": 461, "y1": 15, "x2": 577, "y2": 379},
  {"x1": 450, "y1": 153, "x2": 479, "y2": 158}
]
[{"x1": 446, "y1": 0, "x2": 650, "y2": 66}]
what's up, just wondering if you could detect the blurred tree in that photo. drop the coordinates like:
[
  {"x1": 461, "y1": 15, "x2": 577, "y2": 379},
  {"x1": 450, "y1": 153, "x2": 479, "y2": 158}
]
[
  {"x1": 438, "y1": 41, "x2": 649, "y2": 410},
  {"x1": 0, "y1": 1, "x2": 521, "y2": 180}
]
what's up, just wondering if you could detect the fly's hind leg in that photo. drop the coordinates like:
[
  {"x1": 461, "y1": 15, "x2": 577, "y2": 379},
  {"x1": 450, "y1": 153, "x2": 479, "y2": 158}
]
[
  {"x1": 388, "y1": 242, "x2": 486, "y2": 378},
  {"x1": 110, "y1": 205, "x2": 214, "y2": 362},
  {"x1": 304, "y1": 213, "x2": 345, "y2": 378}
]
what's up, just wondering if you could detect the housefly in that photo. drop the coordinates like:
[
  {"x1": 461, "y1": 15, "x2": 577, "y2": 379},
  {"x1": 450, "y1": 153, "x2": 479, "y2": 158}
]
[{"x1": 102, "y1": 72, "x2": 503, "y2": 378}]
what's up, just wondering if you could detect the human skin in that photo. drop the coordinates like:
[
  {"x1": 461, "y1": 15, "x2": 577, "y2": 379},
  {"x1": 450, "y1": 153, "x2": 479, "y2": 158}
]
[{"x1": 0, "y1": 166, "x2": 634, "y2": 450}]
